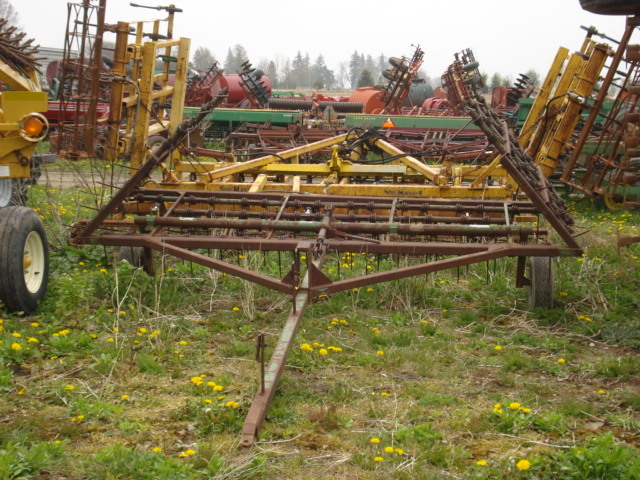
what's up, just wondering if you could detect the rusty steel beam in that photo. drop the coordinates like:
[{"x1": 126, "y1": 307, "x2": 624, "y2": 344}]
[
  {"x1": 241, "y1": 241, "x2": 327, "y2": 445},
  {"x1": 561, "y1": 16, "x2": 639, "y2": 182},
  {"x1": 128, "y1": 215, "x2": 536, "y2": 238},
  {"x1": 126, "y1": 188, "x2": 539, "y2": 210},
  {"x1": 70, "y1": 230, "x2": 563, "y2": 257}
]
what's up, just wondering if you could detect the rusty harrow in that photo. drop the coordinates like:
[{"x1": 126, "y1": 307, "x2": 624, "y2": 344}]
[
  {"x1": 0, "y1": 18, "x2": 41, "y2": 78},
  {"x1": 68, "y1": 85, "x2": 585, "y2": 444}
]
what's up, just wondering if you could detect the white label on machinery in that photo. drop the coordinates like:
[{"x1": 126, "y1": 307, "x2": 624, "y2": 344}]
[{"x1": 0, "y1": 166, "x2": 9, "y2": 178}]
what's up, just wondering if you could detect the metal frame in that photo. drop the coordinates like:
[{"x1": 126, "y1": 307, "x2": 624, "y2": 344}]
[{"x1": 70, "y1": 93, "x2": 583, "y2": 444}]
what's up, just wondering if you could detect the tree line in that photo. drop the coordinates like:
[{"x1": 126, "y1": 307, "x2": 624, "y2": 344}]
[{"x1": 192, "y1": 44, "x2": 541, "y2": 92}]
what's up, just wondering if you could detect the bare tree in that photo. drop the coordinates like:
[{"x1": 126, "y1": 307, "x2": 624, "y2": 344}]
[{"x1": 0, "y1": 0, "x2": 19, "y2": 25}]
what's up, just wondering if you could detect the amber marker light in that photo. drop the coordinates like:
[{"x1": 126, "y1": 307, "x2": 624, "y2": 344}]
[{"x1": 19, "y1": 113, "x2": 49, "y2": 141}]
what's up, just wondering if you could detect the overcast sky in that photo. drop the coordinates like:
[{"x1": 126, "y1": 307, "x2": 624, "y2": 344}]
[{"x1": 13, "y1": 0, "x2": 636, "y2": 81}]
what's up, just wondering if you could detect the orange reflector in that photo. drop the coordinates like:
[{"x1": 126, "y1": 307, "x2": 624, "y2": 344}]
[
  {"x1": 382, "y1": 117, "x2": 395, "y2": 128},
  {"x1": 23, "y1": 116, "x2": 44, "y2": 137}
]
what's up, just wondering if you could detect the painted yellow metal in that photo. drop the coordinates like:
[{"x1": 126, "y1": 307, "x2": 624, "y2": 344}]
[
  {"x1": 518, "y1": 46, "x2": 570, "y2": 148},
  {"x1": 530, "y1": 43, "x2": 609, "y2": 178},
  {"x1": 0, "y1": 56, "x2": 48, "y2": 181},
  {"x1": 104, "y1": 12, "x2": 190, "y2": 173}
]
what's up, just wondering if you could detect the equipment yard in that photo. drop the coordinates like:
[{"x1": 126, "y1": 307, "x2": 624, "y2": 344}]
[{"x1": 1, "y1": 0, "x2": 639, "y2": 478}]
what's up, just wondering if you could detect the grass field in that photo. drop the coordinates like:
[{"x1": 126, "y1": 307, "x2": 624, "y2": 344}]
[{"x1": 1, "y1": 174, "x2": 639, "y2": 479}]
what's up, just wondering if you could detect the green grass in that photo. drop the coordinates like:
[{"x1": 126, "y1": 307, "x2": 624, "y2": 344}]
[{"x1": 0, "y1": 181, "x2": 639, "y2": 479}]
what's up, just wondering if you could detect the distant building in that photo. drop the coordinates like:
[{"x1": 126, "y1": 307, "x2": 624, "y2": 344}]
[{"x1": 35, "y1": 47, "x2": 76, "y2": 91}]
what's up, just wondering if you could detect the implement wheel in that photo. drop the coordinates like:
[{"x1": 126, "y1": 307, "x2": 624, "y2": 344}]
[
  {"x1": 118, "y1": 246, "x2": 155, "y2": 276},
  {"x1": 528, "y1": 257, "x2": 553, "y2": 309},
  {"x1": 0, "y1": 206, "x2": 49, "y2": 313}
]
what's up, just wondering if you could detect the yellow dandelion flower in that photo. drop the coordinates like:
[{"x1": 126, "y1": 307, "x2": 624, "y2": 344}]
[
  {"x1": 213, "y1": 385, "x2": 224, "y2": 391},
  {"x1": 10, "y1": 343, "x2": 22, "y2": 351},
  {"x1": 139, "y1": 328, "x2": 148, "y2": 333},
  {"x1": 11, "y1": 332, "x2": 21, "y2": 337},
  {"x1": 120, "y1": 394, "x2": 129, "y2": 400},
  {"x1": 318, "y1": 348, "x2": 328, "y2": 356},
  {"x1": 370, "y1": 437, "x2": 380, "y2": 444},
  {"x1": 516, "y1": 459, "x2": 531, "y2": 471},
  {"x1": 476, "y1": 460, "x2": 487, "y2": 466},
  {"x1": 100, "y1": 268, "x2": 108, "y2": 274},
  {"x1": 384, "y1": 446, "x2": 394, "y2": 453},
  {"x1": 179, "y1": 340, "x2": 188, "y2": 346},
  {"x1": 557, "y1": 358, "x2": 566, "y2": 364},
  {"x1": 27, "y1": 337, "x2": 39, "y2": 343},
  {"x1": 191, "y1": 377, "x2": 204, "y2": 386},
  {"x1": 30, "y1": 322, "x2": 39, "y2": 327},
  {"x1": 300, "y1": 343, "x2": 314, "y2": 351},
  {"x1": 494, "y1": 345, "x2": 502, "y2": 351},
  {"x1": 598, "y1": 389, "x2": 606, "y2": 394},
  {"x1": 152, "y1": 447, "x2": 163, "y2": 453},
  {"x1": 232, "y1": 306, "x2": 240, "y2": 311},
  {"x1": 374, "y1": 456, "x2": 384, "y2": 462},
  {"x1": 376, "y1": 350, "x2": 384, "y2": 356},
  {"x1": 509, "y1": 402, "x2": 521, "y2": 410},
  {"x1": 394, "y1": 448, "x2": 404, "y2": 455},
  {"x1": 64, "y1": 385, "x2": 75, "y2": 390},
  {"x1": 521, "y1": 407, "x2": 531, "y2": 413}
]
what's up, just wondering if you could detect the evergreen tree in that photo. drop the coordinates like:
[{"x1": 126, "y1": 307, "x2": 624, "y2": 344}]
[
  {"x1": 364, "y1": 54, "x2": 377, "y2": 85},
  {"x1": 223, "y1": 47, "x2": 235, "y2": 73},
  {"x1": 291, "y1": 51, "x2": 304, "y2": 88},
  {"x1": 232, "y1": 44, "x2": 249, "y2": 71},
  {"x1": 377, "y1": 54, "x2": 387, "y2": 84},
  {"x1": 223, "y1": 44, "x2": 249, "y2": 73},
  {"x1": 489, "y1": 73, "x2": 504, "y2": 90},
  {"x1": 349, "y1": 50, "x2": 364, "y2": 89},
  {"x1": 311, "y1": 54, "x2": 335, "y2": 90},
  {"x1": 357, "y1": 69, "x2": 374, "y2": 88},
  {"x1": 192, "y1": 46, "x2": 216, "y2": 71},
  {"x1": 523, "y1": 69, "x2": 540, "y2": 87},
  {"x1": 266, "y1": 60, "x2": 278, "y2": 88}
]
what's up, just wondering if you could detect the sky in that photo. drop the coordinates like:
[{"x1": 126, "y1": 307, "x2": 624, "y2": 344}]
[{"x1": 12, "y1": 0, "x2": 637, "y2": 83}]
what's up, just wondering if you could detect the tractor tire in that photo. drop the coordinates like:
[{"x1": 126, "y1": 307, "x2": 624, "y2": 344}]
[
  {"x1": 528, "y1": 257, "x2": 553, "y2": 309},
  {"x1": 0, "y1": 206, "x2": 50, "y2": 313},
  {"x1": 579, "y1": 0, "x2": 640, "y2": 15}
]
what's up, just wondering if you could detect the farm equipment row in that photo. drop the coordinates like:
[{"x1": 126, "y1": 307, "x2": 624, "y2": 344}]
[{"x1": 4, "y1": 0, "x2": 640, "y2": 446}]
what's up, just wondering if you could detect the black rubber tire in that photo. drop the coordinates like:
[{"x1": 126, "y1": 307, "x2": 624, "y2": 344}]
[
  {"x1": 579, "y1": 0, "x2": 640, "y2": 15},
  {"x1": 528, "y1": 257, "x2": 553, "y2": 309},
  {"x1": 0, "y1": 179, "x2": 27, "y2": 207},
  {"x1": 0, "y1": 206, "x2": 50, "y2": 313},
  {"x1": 118, "y1": 246, "x2": 155, "y2": 276}
]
